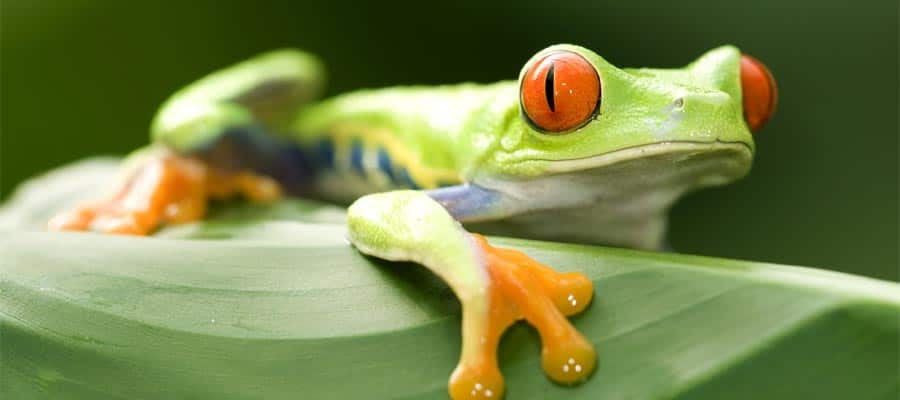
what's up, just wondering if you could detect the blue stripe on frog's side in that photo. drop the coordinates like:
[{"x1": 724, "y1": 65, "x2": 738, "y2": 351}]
[
  {"x1": 377, "y1": 148, "x2": 395, "y2": 181},
  {"x1": 188, "y1": 125, "x2": 315, "y2": 194},
  {"x1": 309, "y1": 134, "x2": 426, "y2": 190},
  {"x1": 190, "y1": 125, "x2": 449, "y2": 194},
  {"x1": 350, "y1": 139, "x2": 365, "y2": 176},
  {"x1": 317, "y1": 139, "x2": 335, "y2": 168},
  {"x1": 395, "y1": 168, "x2": 421, "y2": 190}
]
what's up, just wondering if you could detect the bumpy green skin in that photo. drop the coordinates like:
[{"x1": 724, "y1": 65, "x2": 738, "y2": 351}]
[
  {"x1": 145, "y1": 45, "x2": 757, "y2": 389},
  {"x1": 149, "y1": 43, "x2": 755, "y2": 245},
  {"x1": 290, "y1": 44, "x2": 752, "y2": 181},
  {"x1": 147, "y1": 41, "x2": 756, "y2": 324},
  {"x1": 153, "y1": 44, "x2": 753, "y2": 187}
]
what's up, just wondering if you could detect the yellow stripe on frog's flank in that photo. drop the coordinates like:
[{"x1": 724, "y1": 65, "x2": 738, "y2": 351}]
[
  {"x1": 330, "y1": 132, "x2": 353, "y2": 173},
  {"x1": 328, "y1": 123, "x2": 462, "y2": 189}
]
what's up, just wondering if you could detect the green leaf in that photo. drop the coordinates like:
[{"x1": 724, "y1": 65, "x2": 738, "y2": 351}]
[{"x1": 2, "y1": 159, "x2": 898, "y2": 399}]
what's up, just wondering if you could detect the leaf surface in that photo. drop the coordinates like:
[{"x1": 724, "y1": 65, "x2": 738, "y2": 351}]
[{"x1": 2, "y1": 160, "x2": 898, "y2": 399}]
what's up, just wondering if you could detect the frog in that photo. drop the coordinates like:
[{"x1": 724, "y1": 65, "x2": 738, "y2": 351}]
[{"x1": 48, "y1": 44, "x2": 777, "y2": 399}]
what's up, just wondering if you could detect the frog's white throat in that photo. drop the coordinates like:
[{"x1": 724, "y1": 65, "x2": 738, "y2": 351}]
[{"x1": 468, "y1": 141, "x2": 752, "y2": 250}]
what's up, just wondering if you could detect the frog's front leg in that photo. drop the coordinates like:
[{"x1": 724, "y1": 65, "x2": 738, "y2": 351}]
[{"x1": 347, "y1": 191, "x2": 595, "y2": 400}]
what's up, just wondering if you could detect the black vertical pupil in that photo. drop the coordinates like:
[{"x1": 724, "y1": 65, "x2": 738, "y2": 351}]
[{"x1": 545, "y1": 63, "x2": 556, "y2": 112}]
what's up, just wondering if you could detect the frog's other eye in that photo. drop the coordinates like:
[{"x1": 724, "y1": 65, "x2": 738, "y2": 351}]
[
  {"x1": 740, "y1": 54, "x2": 778, "y2": 132},
  {"x1": 521, "y1": 51, "x2": 601, "y2": 134}
]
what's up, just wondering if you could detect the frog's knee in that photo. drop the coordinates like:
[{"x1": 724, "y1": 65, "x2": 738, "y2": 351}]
[
  {"x1": 348, "y1": 191, "x2": 473, "y2": 258},
  {"x1": 347, "y1": 191, "x2": 490, "y2": 306},
  {"x1": 151, "y1": 102, "x2": 254, "y2": 152},
  {"x1": 349, "y1": 192, "x2": 441, "y2": 253}
]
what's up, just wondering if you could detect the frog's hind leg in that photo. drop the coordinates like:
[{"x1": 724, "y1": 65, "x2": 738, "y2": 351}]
[
  {"x1": 47, "y1": 128, "x2": 304, "y2": 235},
  {"x1": 48, "y1": 146, "x2": 283, "y2": 235},
  {"x1": 49, "y1": 49, "x2": 325, "y2": 235},
  {"x1": 347, "y1": 191, "x2": 595, "y2": 400}
]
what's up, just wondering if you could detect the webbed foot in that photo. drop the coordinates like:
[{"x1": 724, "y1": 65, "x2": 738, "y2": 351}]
[
  {"x1": 449, "y1": 234, "x2": 595, "y2": 399},
  {"x1": 48, "y1": 151, "x2": 281, "y2": 235}
]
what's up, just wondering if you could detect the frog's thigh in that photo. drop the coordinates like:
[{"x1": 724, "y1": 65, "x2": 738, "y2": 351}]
[{"x1": 347, "y1": 191, "x2": 596, "y2": 400}]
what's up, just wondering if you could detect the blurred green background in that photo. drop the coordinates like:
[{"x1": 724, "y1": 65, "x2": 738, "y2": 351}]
[{"x1": 1, "y1": 0, "x2": 896, "y2": 280}]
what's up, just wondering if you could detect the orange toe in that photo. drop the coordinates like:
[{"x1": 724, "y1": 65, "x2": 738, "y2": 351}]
[
  {"x1": 91, "y1": 212, "x2": 150, "y2": 235},
  {"x1": 540, "y1": 331, "x2": 596, "y2": 384},
  {"x1": 47, "y1": 206, "x2": 96, "y2": 231},
  {"x1": 234, "y1": 172, "x2": 282, "y2": 202},
  {"x1": 539, "y1": 270, "x2": 594, "y2": 317},
  {"x1": 207, "y1": 170, "x2": 282, "y2": 202},
  {"x1": 450, "y1": 362, "x2": 505, "y2": 399}
]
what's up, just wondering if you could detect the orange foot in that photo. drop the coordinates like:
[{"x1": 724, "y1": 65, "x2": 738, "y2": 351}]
[
  {"x1": 48, "y1": 151, "x2": 281, "y2": 235},
  {"x1": 449, "y1": 234, "x2": 596, "y2": 400}
]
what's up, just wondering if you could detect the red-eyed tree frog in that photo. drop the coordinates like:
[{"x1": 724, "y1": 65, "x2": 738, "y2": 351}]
[{"x1": 48, "y1": 44, "x2": 777, "y2": 399}]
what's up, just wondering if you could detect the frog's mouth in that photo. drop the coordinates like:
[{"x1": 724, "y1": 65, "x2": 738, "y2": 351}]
[
  {"x1": 529, "y1": 140, "x2": 755, "y2": 203},
  {"x1": 542, "y1": 140, "x2": 753, "y2": 176},
  {"x1": 475, "y1": 139, "x2": 753, "y2": 212}
]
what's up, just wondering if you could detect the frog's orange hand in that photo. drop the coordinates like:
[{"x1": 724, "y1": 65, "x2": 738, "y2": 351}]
[
  {"x1": 346, "y1": 192, "x2": 595, "y2": 400},
  {"x1": 450, "y1": 235, "x2": 595, "y2": 399},
  {"x1": 48, "y1": 152, "x2": 281, "y2": 235}
]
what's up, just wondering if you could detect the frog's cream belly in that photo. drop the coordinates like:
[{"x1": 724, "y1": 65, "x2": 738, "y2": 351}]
[
  {"x1": 469, "y1": 142, "x2": 752, "y2": 250},
  {"x1": 468, "y1": 195, "x2": 670, "y2": 250}
]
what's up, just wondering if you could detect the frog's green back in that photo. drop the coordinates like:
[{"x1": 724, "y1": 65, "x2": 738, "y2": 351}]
[
  {"x1": 149, "y1": 44, "x2": 771, "y2": 250},
  {"x1": 287, "y1": 82, "x2": 518, "y2": 200}
]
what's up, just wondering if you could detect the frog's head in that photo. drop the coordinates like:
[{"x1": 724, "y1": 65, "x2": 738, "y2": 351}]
[
  {"x1": 480, "y1": 43, "x2": 777, "y2": 179},
  {"x1": 469, "y1": 44, "x2": 777, "y2": 248}
]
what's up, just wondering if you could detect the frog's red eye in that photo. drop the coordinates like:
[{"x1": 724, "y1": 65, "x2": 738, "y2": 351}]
[
  {"x1": 521, "y1": 51, "x2": 601, "y2": 134},
  {"x1": 740, "y1": 54, "x2": 778, "y2": 132}
]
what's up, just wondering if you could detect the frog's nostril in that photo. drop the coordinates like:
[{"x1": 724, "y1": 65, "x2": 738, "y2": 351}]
[{"x1": 672, "y1": 97, "x2": 685, "y2": 109}]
